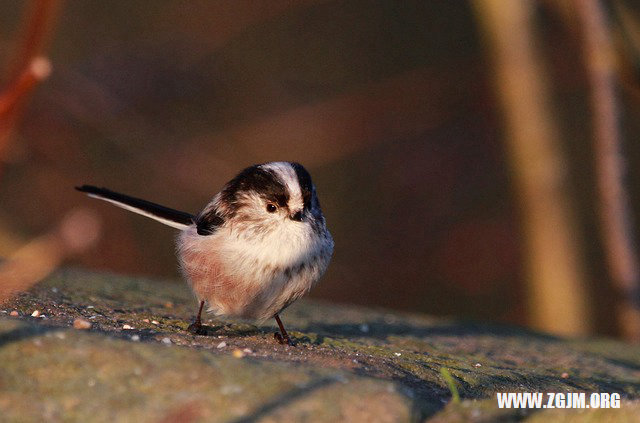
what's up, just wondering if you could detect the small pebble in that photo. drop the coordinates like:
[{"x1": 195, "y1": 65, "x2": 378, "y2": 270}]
[
  {"x1": 86, "y1": 305, "x2": 94, "y2": 309},
  {"x1": 122, "y1": 324, "x2": 133, "y2": 330},
  {"x1": 394, "y1": 352, "x2": 402, "y2": 357},
  {"x1": 232, "y1": 349, "x2": 245, "y2": 358},
  {"x1": 9, "y1": 310, "x2": 19, "y2": 317},
  {"x1": 162, "y1": 337, "x2": 172, "y2": 345},
  {"x1": 142, "y1": 319, "x2": 150, "y2": 323},
  {"x1": 475, "y1": 363, "x2": 482, "y2": 367},
  {"x1": 561, "y1": 372, "x2": 569, "y2": 379},
  {"x1": 131, "y1": 335, "x2": 140, "y2": 342},
  {"x1": 73, "y1": 318, "x2": 92, "y2": 330},
  {"x1": 242, "y1": 348, "x2": 253, "y2": 354},
  {"x1": 51, "y1": 287, "x2": 58, "y2": 293},
  {"x1": 164, "y1": 302, "x2": 174, "y2": 309},
  {"x1": 217, "y1": 341, "x2": 227, "y2": 349},
  {"x1": 54, "y1": 332, "x2": 66, "y2": 340},
  {"x1": 31, "y1": 310, "x2": 40, "y2": 317},
  {"x1": 359, "y1": 323, "x2": 370, "y2": 333},
  {"x1": 151, "y1": 320, "x2": 159, "y2": 325}
]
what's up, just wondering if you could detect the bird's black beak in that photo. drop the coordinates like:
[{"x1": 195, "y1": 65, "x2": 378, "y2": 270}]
[{"x1": 290, "y1": 210, "x2": 304, "y2": 221}]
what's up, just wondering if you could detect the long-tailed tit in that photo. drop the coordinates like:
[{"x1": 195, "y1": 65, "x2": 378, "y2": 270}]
[{"x1": 77, "y1": 162, "x2": 334, "y2": 345}]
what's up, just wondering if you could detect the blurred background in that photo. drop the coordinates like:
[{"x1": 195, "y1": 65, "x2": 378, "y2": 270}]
[{"x1": 2, "y1": 0, "x2": 640, "y2": 340}]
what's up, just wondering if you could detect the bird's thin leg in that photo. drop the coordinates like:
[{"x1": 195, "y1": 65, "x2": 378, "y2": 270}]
[
  {"x1": 195, "y1": 300, "x2": 204, "y2": 325},
  {"x1": 273, "y1": 313, "x2": 293, "y2": 345},
  {"x1": 187, "y1": 300, "x2": 205, "y2": 334}
]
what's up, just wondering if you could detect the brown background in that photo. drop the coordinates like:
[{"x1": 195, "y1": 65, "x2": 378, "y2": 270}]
[{"x1": 2, "y1": 1, "x2": 640, "y2": 336}]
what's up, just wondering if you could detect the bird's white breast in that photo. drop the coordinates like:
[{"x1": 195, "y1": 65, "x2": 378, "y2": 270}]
[{"x1": 176, "y1": 220, "x2": 333, "y2": 320}]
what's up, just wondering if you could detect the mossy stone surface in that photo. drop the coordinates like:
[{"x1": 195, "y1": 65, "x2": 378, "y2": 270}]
[{"x1": 1, "y1": 269, "x2": 639, "y2": 422}]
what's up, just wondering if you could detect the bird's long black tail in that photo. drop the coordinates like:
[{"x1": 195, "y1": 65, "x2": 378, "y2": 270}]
[{"x1": 75, "y1": 185, "x2": 194, "y2": 230}]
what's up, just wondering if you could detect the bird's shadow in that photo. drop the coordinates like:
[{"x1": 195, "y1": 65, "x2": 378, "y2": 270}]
[
  {"x1": 182, "y1": 315, "x2": 563, "y2": 348},
  {"x1": 186, "y1": 323, "x2": 221, "y2": 337},
  {"x1": 187, "y1": 320, "x2": 265, "y2": 338}
]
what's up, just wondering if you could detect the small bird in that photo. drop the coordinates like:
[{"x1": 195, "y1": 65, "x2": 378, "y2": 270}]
[{"x1": 76, "y1": 162, "x2": 334, "y2": 345}]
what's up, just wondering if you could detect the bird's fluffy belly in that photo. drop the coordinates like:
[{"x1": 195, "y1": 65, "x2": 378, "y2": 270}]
[{"x1": 177, "y1": 226, "x2": 329, "y2": 320}]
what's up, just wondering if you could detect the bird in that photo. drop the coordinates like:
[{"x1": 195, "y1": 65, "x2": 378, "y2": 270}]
[{"x1": 76, "y1": 161, "x2": 334, "y2": 345}]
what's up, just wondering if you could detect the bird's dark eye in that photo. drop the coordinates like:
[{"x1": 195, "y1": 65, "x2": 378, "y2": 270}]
[{"x1": 266, "y1": 203, "x2": 277, "y2": 213}]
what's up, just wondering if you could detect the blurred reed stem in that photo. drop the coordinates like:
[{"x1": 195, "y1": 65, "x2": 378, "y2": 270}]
[
  {"x1": 0, "y1": 0, "x2": 59, "y2": 173},
  {"x1": 575, "y1": 0, "x2": 640, "y2": 341},
  {"x1": 3, "y1": 0, "x2": 60, "y2": 84},
  {"x1": 473, "y1": 0, "x2": 592, "y2": 335},
  {"x1": 0, "y1": 209, "x2": 101, "y2": 304}
]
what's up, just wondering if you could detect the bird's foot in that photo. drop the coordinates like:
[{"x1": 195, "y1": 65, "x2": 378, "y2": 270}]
[
  {"x1": 187, "y1": 321, "x2": 213, "y2": 336},
  {"x1": 274, "y1": 331, "x2": 295, "y2": 346}
]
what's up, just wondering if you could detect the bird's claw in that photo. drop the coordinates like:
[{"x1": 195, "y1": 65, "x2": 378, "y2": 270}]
[
  {"x1": 274, "y1": 332, "x2": 294, "y2": 346},
  {"x1": 187, "y1": 322, "x2": 208, "y2": 336}
]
